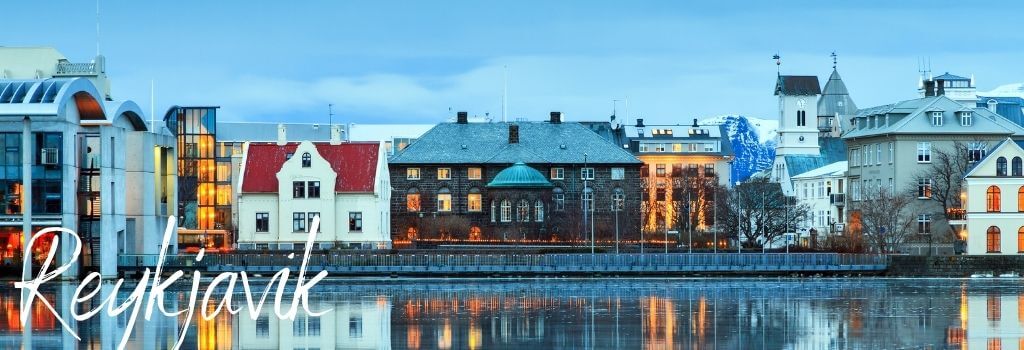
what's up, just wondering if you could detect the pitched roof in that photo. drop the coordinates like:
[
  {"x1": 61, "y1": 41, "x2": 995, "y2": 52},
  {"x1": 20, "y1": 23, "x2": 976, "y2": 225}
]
[
  {"x1": 933, "y1": 72, "x2": 969, "y2": 81},
  {"x1": 817, "y1": 69, "x2": 858, "y2": 117},
  {"x1": 390, "y1": 122, "x2": 641, "y2": 165},
  {"x1": 783, "y1": 137, "x2": 847, "y2": 178},
  {"x1": 843, "y1": 95, "x2": 1024, "y2": 139},
  {"x1": 775, "y1": 75, "x2": 821, "y2": 96},
  {"x1": 793, "y1": 161, "x2": 847, "y2": 179},
  {"x1": 241, "y1": 142, "x2": 380, "y2": 193}
]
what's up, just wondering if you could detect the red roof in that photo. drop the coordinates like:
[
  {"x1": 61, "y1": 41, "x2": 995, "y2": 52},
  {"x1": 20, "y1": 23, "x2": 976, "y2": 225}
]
[{"x1": 241, "y1": 142, "x2": 380, "y2": 193}]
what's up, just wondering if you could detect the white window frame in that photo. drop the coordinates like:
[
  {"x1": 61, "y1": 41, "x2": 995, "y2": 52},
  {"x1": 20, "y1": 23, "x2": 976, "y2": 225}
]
[
  {"x1": 437, "y1": 193, "x2": 452, "y2": 212},
  {"x1": 611, "y1": 167, "x2": 624, "y2": 180},
  {"x1": 917, "y1": 142, "x2": 932, "y2": 163},
  {"x1": 468, "y1": 167, "x2": 482, "y2": 180},
  {"x1": 888, "y1": 142, "x2": 894, "y2": 164},
  {"x1": 931, "y1": 111, "x2": 943, "y2": 126},
  {"x1": 581, "y1": 167, "x2": 595, "y2": 180},
  {"x1": 551, "y1": 167, "x2": 565, "y2": 180},
  {"x1": 961, "y1": 111, "x2": 972, "y2": 126},
  {"x1": 437, "y1": 168, "x2": 451, "y2": 180},
  {"x1": 875, "y1": 144, "x2": 881, "y2": 165},
  {"x1": 406, "y1": 168, "x2": 421, "y2": 180},
  {"x1": 468, "y1": 193, "x2": 482, "y2": 212},
  {"x1": 917, "y1": 178, "x2": 932, "y2": 199}
]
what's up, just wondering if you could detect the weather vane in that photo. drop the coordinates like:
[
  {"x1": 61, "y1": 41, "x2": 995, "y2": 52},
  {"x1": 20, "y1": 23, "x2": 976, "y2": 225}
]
[
  {"x1": 773, "y1": 53, "x2": 781, "y2": 75},
  {"x1": 831, "y1": 51, "x2": 838, "y2": 69}
]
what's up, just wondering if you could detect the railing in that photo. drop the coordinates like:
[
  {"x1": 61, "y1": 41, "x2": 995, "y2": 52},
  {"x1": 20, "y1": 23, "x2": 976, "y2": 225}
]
[
  {"x1": 54, "y1": 62, "x2": 99, "y2": 76},
  {"x1": 118, "y1": 253, "x2": 889, "y2": 274},
  {"x1": 830, "y1": 193, "x2": 846, "y2": 206},
  {"x1": 41, "y1": 147, "x2": 59, "y2": 165}
]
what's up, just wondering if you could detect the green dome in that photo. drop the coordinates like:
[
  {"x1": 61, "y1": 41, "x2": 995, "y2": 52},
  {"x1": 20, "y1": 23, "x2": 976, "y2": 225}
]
[{"x1": 487, "y1": 162, "x2": 553, "y2": 188}]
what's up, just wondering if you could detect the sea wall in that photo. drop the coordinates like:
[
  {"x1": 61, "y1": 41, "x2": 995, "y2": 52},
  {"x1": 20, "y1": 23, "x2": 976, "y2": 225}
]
[{"x1": 887, "y1": 255, "x2": 1024, "y2": 277}]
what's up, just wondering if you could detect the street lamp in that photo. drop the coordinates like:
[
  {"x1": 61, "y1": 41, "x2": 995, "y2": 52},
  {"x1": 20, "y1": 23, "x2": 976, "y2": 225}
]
[{"x1": 584, "y1": 153, "x2": 593, "y2": 255}]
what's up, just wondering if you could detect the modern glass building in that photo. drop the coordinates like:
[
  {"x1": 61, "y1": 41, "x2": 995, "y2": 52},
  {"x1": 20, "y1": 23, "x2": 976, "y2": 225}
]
[{"x1": 165, "y1": 106, "x2": 230, "y2": 251}]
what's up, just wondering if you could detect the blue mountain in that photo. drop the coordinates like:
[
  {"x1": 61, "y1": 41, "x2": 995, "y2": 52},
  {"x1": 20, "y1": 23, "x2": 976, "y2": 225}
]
[{"x1": 702, "y1": 115, "x2": 776, "y2": 183}]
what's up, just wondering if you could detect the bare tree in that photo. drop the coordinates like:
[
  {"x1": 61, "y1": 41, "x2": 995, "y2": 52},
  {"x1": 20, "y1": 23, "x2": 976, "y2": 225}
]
[
  {"x1": 854, "y1": 185, "x2": 916, "y2": 253},
  {"x1": 726, "y1": 177, "x2": 810, "y2": 248},
  {"x1": 914, "y1": 140, "x2": 976, "y2": 241}
]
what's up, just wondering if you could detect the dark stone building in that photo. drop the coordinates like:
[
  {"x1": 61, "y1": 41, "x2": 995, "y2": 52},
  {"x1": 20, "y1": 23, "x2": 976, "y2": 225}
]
[{"x1": 389, "y1": 112, "x2": 642, "y2": 243}]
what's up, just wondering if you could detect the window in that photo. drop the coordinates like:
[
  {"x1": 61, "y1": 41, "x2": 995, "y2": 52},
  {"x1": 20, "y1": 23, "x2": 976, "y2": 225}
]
[
  {"x1": 1019, "y1": 227, "x2": 1024, "y2": 253},
  {"x1": 917, "y1": 214, "x2": 931, "y2": 235},
  {"x1": 687, "y1": 164, "x2": 698, "y2": 176},
  {"x1": 292, "y1": 181, "x2": 306, "y2": 198},
  {"x1": 611, "y1": 167, "x2": 624, "y2": 180},
  {"x1": 307, "y1": 181, "x2": 321, "y2": 198},
  {"x1": 851, "y1": 148, "x2": 859, "y2": 167},
  {"x1": 437, "y1": 168, "x2": 451, "y2": 180},
  {"x1": 349, "y1": 316, "x2": 363, "y2": 339},
  {"x1": 969, "y1": 142, "x2": 988, "y2": 163},
  {"x1": 987, "y1": 226, "x2": 1001, "y2": 253},
  {"x1": 517, "y1": 200, "x2": 530, "y2": 222},
  {"x1": 306, "y1": 212, "x2": 320, "y2": 233},
  {"x1": 917, "y1": 142, "x2": 932, "y2": 163},
  {"x1": 500, "y1": 200, "x2": 512, "y2": 222},
  {"x1": 256, "y1": 318, "x2": 270, "y2": 338},
  {"x1": 888, "y1": 142, "x2": 893, "y2": 164},
  {"x1": 961, "y1": 111, "x2": 973, "y2": 126},
  {"x1": 535, "y1": 200, "x2": 544, "y2": 222},
  {"x1": 656, "y1": 164, "x2": 667, "y2": 177},
  {"x1": 1019, "y1": 187, "x2": 1024, "y2": 212},
  {"x1": 301, "y1": 152, "x2": 311, "y2": 167},
  {"x1": 349, "y1": 212, "x2": 362, "y2": 231},
  {"x1": 468, "y1": 167, "x2": 482, "y2": 180},
  {"x1": 612, "y1": 188, "x2": 625, "y2": 211},
  {"x1": 1014, "y1": 157, "x2": 1023, "y2": 176},
  {"x1": 581, "y1": 167, "x2": 595, "y2": 180},
  {"x1": 704, "y1": 143, "x2": 715, "y2": 152},
  {"x1": 255, "y1": 213, "x2": 269, "y2": 232},
  {"x1": 704, "y1": 164, "x2": 715, "y2": 177},
  {"x1": 639, "y1": 144, "x2": 650, "y2": 152},
  {"x1": 406, "y1": 188, "x2": 420, "y2": 212},
  {"x1": 672, "y1": 143, "x2": 683, "y2": 152},
  {"x1": 655, "y1": 143, "x2": 666, "y2": 152},
  {"x1": 863, "y1": 148, "x2": 869, "y2": 166},
  {"x1": 997, "y1": 157, "x2": 1008, "y2": 176},
  {"x1": 293, "y1": 212, "x2": 307, "y2": 232},
  {"x1": 797, "y1": 110, "x2": 806, "y2": 127},
  {"x1": 437, "y1": 188, "x2": 452, "y2": 212},
  {"x1": 987, "y1": 292, "x2": 1001, "y2": 322},
  {"x1": 550, "y1": 167, "x2": 564, "y2": 180},
  {"x1": 917, "y1": 179, "x2": 932, "y2": 199},
  {"x1": 851, "y1": 181, "x2": 861, "y2": 201},
  {"x1": 553, "y1": 188, "x2": 565, "y2": 211},
  {"x1": 468, "y1": 188, "x2": 482, "y2": 212},
  {"x1": 987, "y1": 186, "x2": 1001, "y2": 212},
  {"x1": 582, "y1": 188, "x2": 594, "y2": 212},
  {"x1": 931, "y1": 111, "x2": 943, "y2": 126},
  {"x1": 406, "y1": 168, "x2": 421, "y2": 180},
  {"x1": 875, "y1": 144, "x2": 881, "y2": 165},
  {"x1": 490, "y1": 201, "x2": 496, "y2": 222}
]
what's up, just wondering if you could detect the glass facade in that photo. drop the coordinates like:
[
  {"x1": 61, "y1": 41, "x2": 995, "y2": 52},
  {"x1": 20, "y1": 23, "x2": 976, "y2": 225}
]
[{"x1": 168, "y1": 107, "x2": 229, "y2": 250}]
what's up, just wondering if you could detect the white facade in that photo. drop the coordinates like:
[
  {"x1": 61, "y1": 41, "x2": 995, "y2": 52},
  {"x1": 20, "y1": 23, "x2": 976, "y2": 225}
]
[
  {"x1": 964, "y1": 138, "x2": 1024, "y2": 255},
  {"x1": 791, "y1": 161, "x2": 848, "y2": 243},
  {"x1": 237, "y1": 140, "x2": 391, "y2": 249},
  {"x1": 776, "y1": 93, "x2": 821, "y2": 156}
]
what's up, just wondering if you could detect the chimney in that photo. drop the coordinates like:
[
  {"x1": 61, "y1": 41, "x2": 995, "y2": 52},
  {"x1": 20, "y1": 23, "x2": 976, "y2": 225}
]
[
  {"x1": 692, "y1": 118, "x2": 699, "y2": 127},
  {"x1": 923, "y1": 80, "x2": 936, "y2": 97},
  {"x1": 508, "y1": 124, "x2": 519, "y2": 144},
  {"x1": 277, "y1": 124, "x2": 287, "y2": 145},
  {"x1": 330, "y1": 124, "x2": 344, "y2": 145},
  {"x1": 457, "y1": 111, "x2": 468, "y2": 124},
  {"x1": 636, "y1": 118, "x2": 645, "y2": 127},
  {"x1": 550, "y1": 111, "x2": 562, "y2": 124}
]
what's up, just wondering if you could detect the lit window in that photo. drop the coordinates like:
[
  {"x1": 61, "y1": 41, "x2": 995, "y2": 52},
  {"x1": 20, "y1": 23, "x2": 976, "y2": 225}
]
[
  {"x1": 611, "y1": 167, "x2": 624, "y2": 180},
  {"x1": 917, "y1": 179, "x2": 932, "y2": 199},
  {"x1": 468, "y1": 167, "x2": 482, "y2": 180},
  {"x1": 987, "y1": 226, "x2": 1001, "y2": 253},
  {"x1": 437, "y1": 188, "x2": 452, "y2": 212},
  {"x1": 550, "y1": 167, "x2": 564, "y2": 180},
  {"x1": 406, "y1": 188, "x2": 420, "y2": 212},
  {"x1": 917, "y1": 142, "x2": 932, "y2": 163},
  {"x1": 437, "y1": 168, "x2": 451, "y2": 180},
  {"x1": 349, "y1": 212, "x2": 362, "y2": 232},
  {"x1": 672, "y1": 143, "x2": 682, "y2": 152},
  {"x1": 407, "y1": 168, "x2": 420, "y2": 180},
  {"x1": 1018, "y1": 227, "x2": 1024, "y2": 253},
  {"x1": 468, "y1": 189, "x2": 482, "y2": 212},
  {"x1": 987, "y1": 186, "x2": 1001, "y2": 212},
  {"x1": 656, "y1": 164, "x2": 666, "y2": 177},
  {"x1": 581, "y1": 167, "x2": 595, "y2": 180},
  {"x1": 301, "y1": 152, "x2": 311, "y2": 167},
  {"x1": 1018, "y1": 187, "x2": 1024, "y2": 212}
]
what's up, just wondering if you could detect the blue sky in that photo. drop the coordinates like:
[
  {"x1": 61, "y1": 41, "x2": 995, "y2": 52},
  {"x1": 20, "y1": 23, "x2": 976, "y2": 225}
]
[{"x1": 5, "y1": 1, "x2": 1024, "y2": 124}]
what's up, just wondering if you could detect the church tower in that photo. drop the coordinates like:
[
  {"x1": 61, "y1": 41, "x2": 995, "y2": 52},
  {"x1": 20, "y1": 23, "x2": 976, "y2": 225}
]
[
  {"x1": 817, "y1": 61, "x2": 858, "y2": 138},
  {"x1": 774, "y1": 75, "x2": 822, "y2": 155}
]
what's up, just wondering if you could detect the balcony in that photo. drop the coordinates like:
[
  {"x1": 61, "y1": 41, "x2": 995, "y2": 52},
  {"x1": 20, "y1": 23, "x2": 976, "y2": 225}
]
[
  {"x1": 829, "y1": 193, "x2": 846, "y2": 206},
  {"x1": 947, "y1": 208, "x2": 966, "y2": 225}
]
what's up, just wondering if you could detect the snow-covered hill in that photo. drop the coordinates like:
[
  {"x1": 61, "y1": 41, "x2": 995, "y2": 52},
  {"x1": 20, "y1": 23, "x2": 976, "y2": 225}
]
[{"x1": 701, "y1": 115, "x2": 777, "y2": 183}]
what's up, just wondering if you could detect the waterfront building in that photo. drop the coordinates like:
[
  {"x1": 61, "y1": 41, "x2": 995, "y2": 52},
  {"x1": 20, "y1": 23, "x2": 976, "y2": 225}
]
[
  {"x1": 791, "y1": 161, "x2": 848, "y2": 245},
  {"x1": 769, "y1": 65, "x2": 854, "y2": 196},
  {"x1": 0, "y1": 47, "x2": 177, "y2": 277},
  {"x1": 620, "y1": 118, "x2": 734, "y2": 237},
  {"x1": 963, "y1": 138, "x2": 1024, "y2": 255},
  {"x1": 388, "y1": 112, "x2": 641, "y2": 243},
  {"x1": 236, "y1": 136, "x2": 391, "y2": 250},
  {"x1": 164, "y1": 106, "x2": 230, "y2": 251},
  {"x1": 844, "y1": 95, "x2": 1024, "y2": 254}
]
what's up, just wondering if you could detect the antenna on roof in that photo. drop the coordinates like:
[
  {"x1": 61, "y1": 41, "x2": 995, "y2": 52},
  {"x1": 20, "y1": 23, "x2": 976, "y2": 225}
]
[
  {"x1": 502, "y1": 65, "x2": 508, "y2": 123},
  {"x1": 150, "y1": 79, "x2": 155, "y2": 131},
  {"x1": 773, "y1": 53, "x2": 781, "y2": 76},
  {"x1": 831, "y1": 51, "x2": 838, "y2": 69},
  {"x1": 95, "y1": 0, "x2": 101, "y2": 56},
  {"x1": 328, "y1": 103, "x2": 334, "y2": 126}
]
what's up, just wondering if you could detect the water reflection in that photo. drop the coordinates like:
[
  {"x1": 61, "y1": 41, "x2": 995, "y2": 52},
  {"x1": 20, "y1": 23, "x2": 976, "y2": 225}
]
[{"x1": 5, "y1": 278, "x2": 1024, "y2": 348}]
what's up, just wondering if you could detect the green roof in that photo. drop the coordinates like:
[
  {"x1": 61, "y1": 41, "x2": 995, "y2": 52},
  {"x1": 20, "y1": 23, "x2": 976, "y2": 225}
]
[{"x1": 487, "y1": 162, "x2": 553, "y2": 188}]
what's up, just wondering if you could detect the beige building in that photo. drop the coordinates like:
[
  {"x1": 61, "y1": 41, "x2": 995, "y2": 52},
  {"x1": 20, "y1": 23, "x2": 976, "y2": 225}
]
[
  {"x1": 963, "y1": 138, "x2": 1024, "y2": 255},
  {"x1": 236, "y1": 140, "x2": 391, "y2": 250},
  {"x1": 844, "y1": 95, "x2": 1024, "y2": 253}
]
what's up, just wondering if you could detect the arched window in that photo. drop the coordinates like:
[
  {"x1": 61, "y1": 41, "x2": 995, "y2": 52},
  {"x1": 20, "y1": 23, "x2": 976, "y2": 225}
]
[
  {"x1": 1014, "y1": 157, "x2": 1023, "y2": 176},
  {"x1": 987, "y1": 186, "x2": 1002, "y2": 212},
  {"x1": 1018, "y1": 227, "x2": 1024, "y2": 253},
  {"x1": 467, "y1": 187, "x2": 482, "y2": 212},
  {"x1": 612, "y1": 187, "x2": 625, "y2": 211},
  {"x1": 987, "y1": 226, "x2": 1001, "y2": 253},
  {"x1": 437, "y1": 187, "x2": 452, "y2": 212},
  {"x1": 406, "y1": 188, "x2": 421, "y2": 212},
  {"x1": 517, "y1": 200, "x2": 530, "y2": 222},
  {"x1": 469, "y1": 226, "x2": 482, "y2": 241},
  {"x1": 997, "y1": 157, "x2": 1008, "y2": 176},
  {"x1": 1019, "y1": 187, "x2": 1024, "y2": 212},
  {"x1": 552, "y1": 187, "x2": 565, "y2": 211},
  {"x1": 535, "y1": 200, "x2": 544, "y2": 222},
  {"x1": 500, "y1": 200, "x2": 512, "y2": 222},
  {"x1": 301, "y1": 152, "x2": 312, "y2": 167},
  {"x1": 406, "y1": 227, "x2": 418, "y2": 240}
]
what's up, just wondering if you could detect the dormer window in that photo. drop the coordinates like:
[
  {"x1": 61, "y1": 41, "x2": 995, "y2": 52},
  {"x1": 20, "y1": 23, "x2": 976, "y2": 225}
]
[
  {"x1": 931, "y1": 111, "x2": 943, "y2": 126},
  {"x1": 301, "y1": 152, "x2": 311, "y2": 167},
  {"x1": 960, "y1": 111, "x2": 973, "y2": 126},
  {"x1": 988, "y1": 99, "x2": 998, "y2": 113}
]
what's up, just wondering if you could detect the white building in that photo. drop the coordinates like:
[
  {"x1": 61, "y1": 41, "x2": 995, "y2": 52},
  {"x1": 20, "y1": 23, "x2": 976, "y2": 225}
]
[
  {"x1": 236, "y1": 139, "x2": 391, "y2": 250},
  {"x1": 791, "y1": 161, "x2": 848, "y2": 245},
  {"x1": 963, "y1": 138, "x2": 1024, "y2": 255}
]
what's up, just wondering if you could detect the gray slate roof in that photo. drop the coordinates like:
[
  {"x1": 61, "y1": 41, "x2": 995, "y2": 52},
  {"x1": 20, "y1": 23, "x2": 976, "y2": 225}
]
[
  {"x1": 783, "y1": 137, "x2": 848, "y2": 178},
  {"x1": 817, "y1": 69, "x2": 858, "y2": 117},
  {"x1": 390, "y1": 122, "x2": 641, "y2": 165},
  {"x1": 933, "y1": 72, "x2": 969, "y2": 81},
  {"x1": 843, "y1": 95, "x2": 1024, "y2": 139},
  {"x1": 775, "y1": 75, "x2": 821, "y2": 96}
]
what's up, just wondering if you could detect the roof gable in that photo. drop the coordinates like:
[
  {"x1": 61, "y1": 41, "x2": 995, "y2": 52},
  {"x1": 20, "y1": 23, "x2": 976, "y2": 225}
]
[
  {"x1": 844, "y1": 95, "x2": 1024, "y2": 139},
  {"x1": 241, "y1": 142, "x2": 380, "y2": 193},
  {"x1": 965, "y1": 138, "x2": 1024, "y2": 178},
  {"x1": 775, "y1": 75, "x2": 821, "y2": 96}
]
